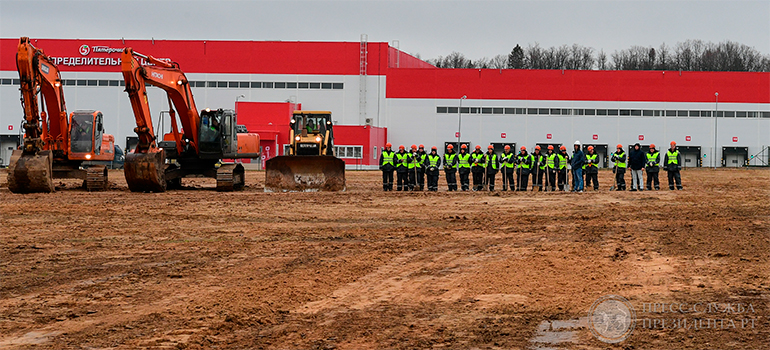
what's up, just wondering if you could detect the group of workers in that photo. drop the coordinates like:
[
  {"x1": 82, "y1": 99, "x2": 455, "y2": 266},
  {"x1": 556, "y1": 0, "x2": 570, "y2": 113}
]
[{"x1": 379, "y1": 141, "x2": 684, "y2": 192}]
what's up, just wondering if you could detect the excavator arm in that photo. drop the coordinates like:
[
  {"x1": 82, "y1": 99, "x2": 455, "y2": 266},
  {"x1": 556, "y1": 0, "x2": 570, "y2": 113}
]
[
  {"x1": 121, "y1": 48, "x2": 199, "y2": 155},
  {"x1": 16, "y1": 37, "x2": 68, "y2": 154}
]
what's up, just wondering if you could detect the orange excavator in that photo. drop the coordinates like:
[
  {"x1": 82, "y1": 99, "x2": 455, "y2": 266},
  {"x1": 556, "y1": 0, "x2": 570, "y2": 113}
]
[
  {"x1": 120, "y1": 48, "x2": 260, "y2": 192},
  {"x1": 8, "y1": 37, "x2": 114, "y2": 193}
]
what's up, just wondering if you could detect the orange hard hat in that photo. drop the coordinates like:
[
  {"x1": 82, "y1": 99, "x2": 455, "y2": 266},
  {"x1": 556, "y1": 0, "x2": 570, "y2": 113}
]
[
  {"x1": 560, "y1": 145, "x2": 567, "y2": 151},
  {"x1": 475, "y1": 145, "x2": 481, "y2": 150},
  {"x1": 461, "y1": 144, "x2": 467, "y2": 149},
  {"x1": 587, "y1": 145, "x2": 594, "y2": 151},
  {"x1": 670, "y1": 141, "x2": 676, "y2": 146},
  {"x1": 411, "y1": 144, "x2": 417, "y2": 150},
  {"x1": 419, "y1": 144, "x2": 424, "y2": 149},
  {"x1": 504, "y1": 145, "x2": 511, "y2": 150},
  {"x1": 385, "y1": 142, "x2": 392, "y2": 148},
  {"x1": 447, "y1": 144, "x2": 454, "y2": 150},
  {"x1": 431, "y1": 146, "x2": 437, "y2": 150},
  {"x1": 650, "y1": 143, "x2": 656, "y2": 149},
  {"x1": 547, "y1": 145, "x2": 554, "y2": 150},
  {"x1": 535, "y1": 145, "x2": 541, "y2": 150},
  {"x1": 617, "y1": 144, "x2": 623, "y2": 149},
  {"x1": 520, "y1": 146, "x2": 526, "y2": 151},
  {"x1": 399, "y1": 145, "x2": 405, "y2": 150},
  {"x1": 487, "y1": 145, "x2": 494, "y2": 150}
]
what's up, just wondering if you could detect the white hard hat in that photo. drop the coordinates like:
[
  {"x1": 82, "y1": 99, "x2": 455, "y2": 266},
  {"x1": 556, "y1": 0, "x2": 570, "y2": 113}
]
[{"x1": 574, "y1": 140, "x2": 581, "y2": 146}]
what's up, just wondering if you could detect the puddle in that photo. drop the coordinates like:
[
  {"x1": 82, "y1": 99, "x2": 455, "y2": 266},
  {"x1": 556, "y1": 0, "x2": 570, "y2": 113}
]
[{"x1": 529, "y1": 317, "x2": 587, "y2": 350}]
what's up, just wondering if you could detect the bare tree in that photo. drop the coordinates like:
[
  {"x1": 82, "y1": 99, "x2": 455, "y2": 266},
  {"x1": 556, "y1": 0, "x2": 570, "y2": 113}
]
[
  {"x1": 597, "y1": 50, "x2": 608, "y2": 70},
  {"x1": 489, "y1": 54, "x2": 508, "y2": 69}
]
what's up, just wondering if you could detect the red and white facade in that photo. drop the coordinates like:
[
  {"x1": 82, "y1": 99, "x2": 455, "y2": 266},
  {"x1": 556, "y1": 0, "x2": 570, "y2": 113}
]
[{"x1": 1, "y1": 38, "x2": 768, "y2": 168}]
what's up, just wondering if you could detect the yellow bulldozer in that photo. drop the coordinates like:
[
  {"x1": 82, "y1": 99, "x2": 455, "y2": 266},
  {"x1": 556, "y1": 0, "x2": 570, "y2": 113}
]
[{"x1": 264, "y1": 111, "x2": 346, "y2": 192}]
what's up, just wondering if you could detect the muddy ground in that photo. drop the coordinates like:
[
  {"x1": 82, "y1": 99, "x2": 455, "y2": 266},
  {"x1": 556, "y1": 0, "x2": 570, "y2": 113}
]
[{"x1": 0, "y1": 168, "x2": 768, "y2": 349}]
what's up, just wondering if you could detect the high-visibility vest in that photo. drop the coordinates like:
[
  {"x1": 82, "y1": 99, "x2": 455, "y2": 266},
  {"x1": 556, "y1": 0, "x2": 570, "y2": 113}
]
[
  {"x1": 381, "y1": 150, "x2": 395, "y2": 166},
  {"x1": 647, "y1": 152, "x2": 659, "y2": 166},
  {"x1": 415, "y1": 153, "x2": 426, "y2": 167},
  {"x1": 614, "y1": 151, "x2": 626, "y2": 168},
  {"x1": 517, "y1": 154, "x2": 533, "y2": 169},
  {"x1": 444, "y1": 153, "x2": 457, "y2": 167},
  {"x1": 585, "y1": 153, "x2": 597, "y2": 168},
  {"x1": 427, "y1": 154, "x2": 440, "y2": 167},
  {"x1": 471, "y1": 152, "x2": 485, "y2": 168},
  {"x1": 534, "y1": 153, "x2": 546, "y2": 170},
  {"x1": 458, "y1": 153, "x2": 471, "y2": 168},
  {"x1": 407, "y1": 153, "x2": 417, "y2": 169},
  {"x1": 666, "y1": 150, "x2": 679, "y2": 165},
  {"x1": 557, "y1": 153, "x2": 567, "y2": 169},
  {"x1": 485, "y1": 153, "x2": 498, "y2": 170},
  {"x1": 501, "y1": 152, "x2": 515, "y2": 168},
  {"x1": 395, "y1": 152, "x2": 408, "y2": 168},
  {"x1": 546, "y1": 153, "x2": 556, "y2": 169}
]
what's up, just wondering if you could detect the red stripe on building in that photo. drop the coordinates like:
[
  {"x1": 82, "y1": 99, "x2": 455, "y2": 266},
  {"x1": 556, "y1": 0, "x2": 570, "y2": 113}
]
[
  {"x1": 1, "y1": 38, "x2": 430, "y2": 75},
  {"x1": 385, "y1": 68, "x2": 770, "y2": 103}
]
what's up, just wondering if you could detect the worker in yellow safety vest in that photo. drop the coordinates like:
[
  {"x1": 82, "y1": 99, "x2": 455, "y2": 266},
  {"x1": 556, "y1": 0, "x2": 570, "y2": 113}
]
[
  {"x1": 664, "y1": 141, "x2": 683, "y2": 190},
  {"x1": 470, "y1": 145, "x2": 486, "y2": 191},
  {"x1": 443, "y1": 144, "x2": 458, "y2": 191},
  {"x1": 610, "y1": 144, "x2": 627, "y2": 191},
  {"x1": 531, "y1": 145, "x2": 546, "y2": 191},
  {"x1": 645, "y1": 144, "x2": 661, "y2": 190},
  {"x1": 379, "y1": 142, "x2": 395, "y2": 191},
  {"x1": 516, "y1": 146, "x2": 534, "y2": 191},
  {"x1": 395, "y1": 145, "x2": 411, "y2": 191},
  {"x1": 458, "y1": 145, "x2": 472, "y2": 191},
  {"x1": 500, "y1": 145, "x2": 515, "y2": 191},
  {"x1": 484, "y1": 145, "x2": 500, "y2": 191},
  {"x1": 426, "y1": 146, "x2": 441, "y2": 192},
  {"x1": 584, "y1": 145, "x2": 599, "y2": 190}
]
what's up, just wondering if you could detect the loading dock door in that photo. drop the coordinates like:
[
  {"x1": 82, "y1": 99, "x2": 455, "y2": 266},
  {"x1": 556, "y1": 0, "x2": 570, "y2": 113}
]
[
  {"x1": 490, "y1": 142, "x2": 516, "y2": 156},
  {"x1": 722, "y1": 147, "x2": 748, "y2": 168},
  {"x1": 678, "y1": 146, "x2": 701, "y2": 168},
  {"x1": 444, "y1": 141, "x2": 470, "y2": 153}
]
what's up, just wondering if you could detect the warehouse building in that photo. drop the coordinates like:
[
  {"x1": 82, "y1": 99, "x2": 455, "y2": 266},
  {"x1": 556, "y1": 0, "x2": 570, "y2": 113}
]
[{"x1": 1, "y1": 37, "x2": 768, "y2": 168}]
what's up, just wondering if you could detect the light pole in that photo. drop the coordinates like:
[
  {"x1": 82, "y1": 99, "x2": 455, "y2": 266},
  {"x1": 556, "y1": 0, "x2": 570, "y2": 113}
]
[
  {"x1": 457, "y1": 95, "x2": 467, "y2": 173},
  {"x1": 713, "y1": 92, "x2": 718, "y2": 169},
  {"x1": 235, "y1": 94, "x2": 245, "y2": 113}
]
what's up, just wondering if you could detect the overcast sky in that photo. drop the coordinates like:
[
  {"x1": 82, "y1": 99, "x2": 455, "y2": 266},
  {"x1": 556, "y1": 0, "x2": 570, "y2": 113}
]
[{"x1": 1, "y1": 0, "x2": 768, "y2": 60}]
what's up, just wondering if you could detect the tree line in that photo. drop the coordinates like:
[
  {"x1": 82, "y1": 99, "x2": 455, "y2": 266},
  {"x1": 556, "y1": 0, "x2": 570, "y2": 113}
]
[{"x1": 424, "y1": 40, "x2": 770, "y2": 72}]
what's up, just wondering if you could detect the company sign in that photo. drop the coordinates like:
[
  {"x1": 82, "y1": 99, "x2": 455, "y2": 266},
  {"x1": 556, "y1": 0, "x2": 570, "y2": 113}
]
[
  {"x1": 593, "y1": 134, "x2": 598, "y2": 140},
  {"x1": 732, "y1": 137, "x2": 738, "y2": 142},
  {"x1": 546, "y1": 133, "x2": 552, "y2": 139},
  {"x1": 685, "y1": 136, "x2": 691, "y2": 141},
  {"x1": 7, "y1": 125, "x2": 12, "y2": 131},
  {"x1": 501, "y1": 133, "x2": 506, "y2": 138},
  {"x1": 50, "y1": 44, "x2": 168, "y2": 67},
  {"x1": 638, "y1": 135, "x2": 644, "y2": 141}
]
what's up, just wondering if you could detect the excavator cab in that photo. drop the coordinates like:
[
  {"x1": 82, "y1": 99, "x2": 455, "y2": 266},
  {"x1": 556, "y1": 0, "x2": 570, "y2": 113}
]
[
  {"x1": 198, "y1": 108, "x2": 238, "y2": 158},
  {"x1": 264, "y1": 111, "x2": 345, "y2": 192},
  {"x1": 70, "y1": 111, "x2": 100, "y2": 155}
]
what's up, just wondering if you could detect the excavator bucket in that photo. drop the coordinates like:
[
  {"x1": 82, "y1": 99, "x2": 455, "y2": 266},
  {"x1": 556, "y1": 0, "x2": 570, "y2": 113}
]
[
  {"x1": 7, "y1": 150, "x2": 55, "y2": 193},
  {"x1": 264, "y1": 156, "x2": 346, "y2": 192},
  {"x1": 124, "y1": 150, "x2": 166, "y2": 192}
]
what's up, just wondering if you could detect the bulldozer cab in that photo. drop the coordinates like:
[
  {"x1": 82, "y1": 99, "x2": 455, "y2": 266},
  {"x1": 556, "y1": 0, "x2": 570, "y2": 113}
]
[
  {"x1": 198, "y1": 108, "x2": 237, "y2": 158},
  {"x1": 70, "y1": 111, "x2": 103, "y2": 155},
  {"x1": 290, "y1": 111, "x2": 334, "y2": 156}
]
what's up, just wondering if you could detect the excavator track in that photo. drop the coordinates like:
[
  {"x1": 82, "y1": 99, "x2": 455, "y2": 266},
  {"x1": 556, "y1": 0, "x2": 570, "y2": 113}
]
[
  {"x1": 215, "y1": 163, "x2": 245, "y2": 191},
  {"x1": 124, "y1": 150, "x2": 166, "y2": 193},
  {"x1": 85, "y1": 166, "x2": 108, "y2": 191},
  {"x1": 7, "y1": 150, "x2": 55, "y2": 194}
]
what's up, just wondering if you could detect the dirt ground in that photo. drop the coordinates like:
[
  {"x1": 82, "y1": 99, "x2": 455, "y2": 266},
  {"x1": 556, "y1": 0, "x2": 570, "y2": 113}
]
[{"x1": 0, "y1": 168, "x2": 768, "y2": 349}]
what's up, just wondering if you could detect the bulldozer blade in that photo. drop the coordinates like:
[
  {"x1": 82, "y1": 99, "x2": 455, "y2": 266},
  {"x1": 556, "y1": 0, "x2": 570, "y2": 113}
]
[
  {"x1": 124, "y1": 150, "x2": 166, "y2": 193},
  {"x1": 7, "y1": 150, "x2": 55, "y2": 193},
  {"x1": 264, "y1": 156, "x2": 346, "y2": 192}
]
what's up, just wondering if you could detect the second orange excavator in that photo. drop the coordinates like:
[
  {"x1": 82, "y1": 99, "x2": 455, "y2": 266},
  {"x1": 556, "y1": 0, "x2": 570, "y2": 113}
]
[{"x1": 120, "y1": 48, "x2": 259, "y2": 192}]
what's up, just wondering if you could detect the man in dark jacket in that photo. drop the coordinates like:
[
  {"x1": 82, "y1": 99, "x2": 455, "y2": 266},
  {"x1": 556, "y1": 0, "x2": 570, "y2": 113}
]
[
  {"x1": 628, "y1": 143, "x2": 645, "y2": 191},
  {"x1": 379, "y1": 142, "x2": 395, "y2": 191},
  {"x1": 664, "y1": 141, "x2": 683, "y2": 190},
  {"x1": 516, "y1": 146, "x2": 533, "y2": 191},
  {"x1": 484, "y1": 145, "x2": 499, "y2": 191},
  {"x1": 571, "y1": 141, "x2": 586, "y2": 192},
  {"x1": 584, "y1": 145, "x2": 599, "y2": 190},
  {"x1": 426, "y1": 146, "x2": 441, "y2": 192},
  {"x1": 395, "y1": 145, "x2": 410, "y2": 191},
  {"x1": 443, "y1": 144, "x2": 458, "y2": 191},
  {"x1": 645, "y1": 144, "x2": 661, "y2": 190},
  {"x1": 470, "y1": 145, "x2": 486, "y2": 191},
  {"x1": 610, "y1": 144, "x2": 627, "y2": 191}
]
